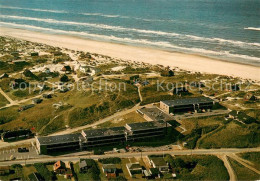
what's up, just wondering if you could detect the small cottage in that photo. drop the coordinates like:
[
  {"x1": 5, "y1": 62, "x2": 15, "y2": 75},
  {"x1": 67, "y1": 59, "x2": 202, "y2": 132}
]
[{"x1": 53, "y1": 161, "x2": 66, "y2": 174}]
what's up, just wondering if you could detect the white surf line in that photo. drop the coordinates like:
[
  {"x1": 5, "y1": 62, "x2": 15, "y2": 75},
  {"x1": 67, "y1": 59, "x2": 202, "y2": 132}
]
[
  {"x1": 0, "y1": 6, "x2": 67, "y2": 13},
  {"x1": 244, "y1": 27, "x2": 260, "y2": 31},
  {"x1": 1, "y1": 15, "x2": 260, "y2": 48},
  {"x1": 1, "y1": 21, "x2": 260, "y2": 63}
]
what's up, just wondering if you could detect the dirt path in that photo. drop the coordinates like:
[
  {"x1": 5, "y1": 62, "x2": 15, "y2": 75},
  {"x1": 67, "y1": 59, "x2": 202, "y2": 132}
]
[
  {"x1": 38, "y1": 114, "x2": 61, "y2": 135},
  {"x1": 229, "y1": 154, "x2": 260, "y2": 174},
  {"x1": 218, "y1": 154, "x2": 237, "y2": 181},
  {"x1": 137, "y1": 85, "x2": 143, "y2": 102},
  {"x1": 195, "y1": 124, "x2": 225, "y2": 148},
  {"x1": 49, "y1": 103, "x2": 142, "y2": 136},
  {"x1": 0, "y1": 88, "x2": 16, "y2": 104}
]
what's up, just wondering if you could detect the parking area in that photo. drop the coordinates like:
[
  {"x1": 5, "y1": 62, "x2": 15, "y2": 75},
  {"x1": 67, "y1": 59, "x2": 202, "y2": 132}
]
[{"x1": 0, "y1": 145, "x2": 41, "y2": 162}]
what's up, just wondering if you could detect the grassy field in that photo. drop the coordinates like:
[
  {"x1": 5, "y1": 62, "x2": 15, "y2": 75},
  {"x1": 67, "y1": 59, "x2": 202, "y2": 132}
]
[
  {"x1": 164, "y1": 154, "x2": 229, "y2": 180},
  {"x1": 66, "y1": 79, "x2": 140, "y2": 128},
  {"x1": 139, "y1": 75, "x2": 203, "y2": 105},
  {"x1": 228, "y1": 157, "x2": 260, "y2": 181},
  {"x1": 97, "y1": 111, "x2": 146, "y2": 128},
  {"x1": 237, "y1": 152, "x2": 260, "y2": 169},
  {"x1": 179, "y1": 114, "x2": 260, "y2": 149},
  {"x1": 181, "y1": 116, "x2": 224, "y2": 135},
  {"x1": 198, "y1": 121, "x2": 260, "y2": 148},
  {"x1": 0, "y1": 78, "x2": 140, "y2": 135},
  {"x1": 0, "y1": 93, "x2": 9, "y2": 107}
]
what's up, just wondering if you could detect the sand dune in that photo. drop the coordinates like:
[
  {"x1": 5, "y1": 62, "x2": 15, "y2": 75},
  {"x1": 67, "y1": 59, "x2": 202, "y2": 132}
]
[{"x1": 0, "y1": 27, "x2": 259, "y2": 81}]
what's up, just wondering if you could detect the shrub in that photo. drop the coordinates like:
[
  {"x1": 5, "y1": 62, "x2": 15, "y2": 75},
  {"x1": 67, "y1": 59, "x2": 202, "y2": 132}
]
[
  {"x1": 98, "y1": 157, "x2": 121, "y2": 164},
  {"x1": 34, "y1": 163, "x2": 55, "y2": 181}
]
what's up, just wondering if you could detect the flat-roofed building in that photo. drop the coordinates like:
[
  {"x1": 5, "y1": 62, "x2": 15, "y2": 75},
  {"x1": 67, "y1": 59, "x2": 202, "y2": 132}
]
[
  {"x1": 137, "y1": 107, "x2": 174, "y2": 122},
  {"x1": 160, "y1": 97, "x2": 214, "y2": 114},
  {"x1": 1, "y1": 129, "x2": 34, "y2": 142},
  {"x1": 36, "y1": 133, "x2": 81, "y2": 154},
  {"x1": 149, "y1": 157, "x2": 169, "y2": 172},
  {"x1": 126, "y1": 162, "x2": 143, "y2": 177},
  {"x1": 80, "y1": 127, "x2": 126, "y2": 148},
  {"x1": 125, "y1": 121, "x2": 166, "y2": 141}
]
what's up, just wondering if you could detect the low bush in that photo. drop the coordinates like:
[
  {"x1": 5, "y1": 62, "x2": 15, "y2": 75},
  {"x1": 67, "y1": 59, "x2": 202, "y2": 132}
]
[{"x1": 98, "y1": 157, "x2": 121, "y2": 164}]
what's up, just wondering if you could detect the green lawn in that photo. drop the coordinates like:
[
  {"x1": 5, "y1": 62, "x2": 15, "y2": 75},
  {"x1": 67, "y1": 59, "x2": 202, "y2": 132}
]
[{"x1": 164, "y1": 155, "x2": 229, "y2": 180}]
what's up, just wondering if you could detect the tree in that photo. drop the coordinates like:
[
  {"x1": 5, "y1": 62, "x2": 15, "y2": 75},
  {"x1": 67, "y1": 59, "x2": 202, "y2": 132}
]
[{"x1": 60, "y1": 74, "x2": 69, "y2": 82}]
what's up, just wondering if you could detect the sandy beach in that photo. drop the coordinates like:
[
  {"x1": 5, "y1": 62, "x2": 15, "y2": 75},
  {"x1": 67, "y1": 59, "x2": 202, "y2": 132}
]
[{"x1": 1, "y1": 27, "x2": 259, "y2": 81}]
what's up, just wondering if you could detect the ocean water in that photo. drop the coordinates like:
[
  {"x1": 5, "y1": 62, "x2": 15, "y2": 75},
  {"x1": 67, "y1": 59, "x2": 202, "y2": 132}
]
[{"x1": 0, "y1": 0, "x2": 260, "y2": 66}]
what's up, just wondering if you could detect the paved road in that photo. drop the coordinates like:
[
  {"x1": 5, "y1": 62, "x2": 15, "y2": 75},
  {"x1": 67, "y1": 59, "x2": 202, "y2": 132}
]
[{"x1": 0, "y1": 147, "x2": 259, "y2": 166}]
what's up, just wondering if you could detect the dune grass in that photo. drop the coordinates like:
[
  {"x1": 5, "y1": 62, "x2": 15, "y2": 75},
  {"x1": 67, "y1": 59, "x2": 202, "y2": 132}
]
[{"x1": 228, "y1": 157, "x2": 260, "y2": 181}]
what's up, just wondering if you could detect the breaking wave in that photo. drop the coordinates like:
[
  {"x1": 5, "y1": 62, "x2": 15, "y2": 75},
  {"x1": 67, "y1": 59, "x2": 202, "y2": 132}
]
[
  {"x1": 0, "y1": 6, "x2": 67, "y2": 13},
  {"x1": 1, "y1": 15, "x2": 260, "y2": 49},
  {"x1": 244, "y1": 27, "x2": 260, "y2": 31},
  {"x1": 1, "y1": 21, "x2": 260, "y2": 63}
]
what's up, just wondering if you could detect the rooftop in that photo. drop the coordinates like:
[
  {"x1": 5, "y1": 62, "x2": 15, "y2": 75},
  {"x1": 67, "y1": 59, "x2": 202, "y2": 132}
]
[
  {"x1": 137, "y1": 107, "x2": 174, "y2": 122},
  {"x1": 126, "y1": 163, "x2": 142, "y2": 170},
  {"x1": 161, "y1": 97, "x2": 214, "y2": 107},
  {"x1": 82, "y1": 127, "x2": 125, "y2": 138},
  {"x1": 126, "y1": 121, "x2": 166, "y2": 131},
  {"x1": 37, "y1": 133, "x2": 81, "y2": 145},
  {"x1": 79, "y1": 160, "x2": 88, "y2": 168},
  {"x1": 150, "y1": 157, "x2": 168, "y2": 167},
  {"x1": 102, "y1": 164, "x2": 117, "y2": 169},
  {"x1": 229, "y1": 110, "x2": 256, "y2": 123}
]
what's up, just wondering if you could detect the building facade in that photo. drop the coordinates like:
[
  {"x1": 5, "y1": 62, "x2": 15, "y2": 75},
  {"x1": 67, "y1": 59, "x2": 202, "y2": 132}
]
[
  {"x1": 80, "y1": 127, "x2": 126, "y2": 149},
  {"x1": 160, "y1": 97, "x2": 214, "y2": 114},
  {"x1": 36, "y1": 133, "x2": 81, "y2": 154},
  {"x1": 125, "y1": 121, "x2": 166, "y2": 141}
]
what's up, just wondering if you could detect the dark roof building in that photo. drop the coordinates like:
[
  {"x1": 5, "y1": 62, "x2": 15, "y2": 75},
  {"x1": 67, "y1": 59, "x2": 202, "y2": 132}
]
[
  {"x1": 0, "y1": 166, "x2": 10, "y2": 176},
  {"x1": 36, "y1": 122, "x2": 169, "y2": 154},
  {"x1": 18, "y1": 104, "x2": 35, "y2": 112},
  {"x1": 31, "y1": 52, "x2": 39, "y2": 56},
  {"x1": 172, "y1": 87, "x2": 188, "y2": 95},
  {"x1": 36, "y1": 133, "x2": 81, "y2": 154},
  {"x1": 137, "y1": 107, "x2": 174, "y2": 122},
  {"x1": 160, "y1": 97, "x2": 214, "y2": 113},
  {"x1": 126, "y1": 163, "x2": 143, "y2": 177},
  {"x1": 1, "y1": 129, "x2": 33, "y2": 142},
  {"x1": 81, "y1": 127, "x2": 126, "y2": 148},
  {"x1": 79, "y1": 160, "x2": 89, "y2": 173},
  {"x1": 125, "y1": 121, "x2": 166, "y2": 141},
  {"x1": 32, "y1": 98, "x2": 43, "y2": 104},
  {"x1": 229, "y1": 111, "x2": 257, "y2": 124},
  {"x1": 149, "y1": 157, "x2": 169, "y2": 172},
  {"x1": 61, "y1": 65, "x2": 71, "y2": 72},
  {"x1": 10, "y1": 79, "x2": 28, "y2": 89},
  {"x1": 244, "y1": 93, "x2": 257, "y2": 101}
]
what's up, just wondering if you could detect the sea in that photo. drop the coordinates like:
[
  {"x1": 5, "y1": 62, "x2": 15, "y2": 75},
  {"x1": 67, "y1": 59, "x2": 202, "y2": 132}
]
[{"x1": 0, "y1": 0, "x2": 260, "y2": 66}]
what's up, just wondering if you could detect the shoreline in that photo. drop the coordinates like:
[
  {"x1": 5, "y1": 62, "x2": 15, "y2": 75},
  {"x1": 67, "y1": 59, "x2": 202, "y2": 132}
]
[{"x1": 0, "y1": 27, "x2": 259, "y2": 81}]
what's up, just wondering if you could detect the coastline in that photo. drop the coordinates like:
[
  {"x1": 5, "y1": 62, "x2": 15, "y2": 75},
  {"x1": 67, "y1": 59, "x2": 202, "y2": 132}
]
[{"x1": 0, "y1": 27, "x2": 259, "y2": 81}]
